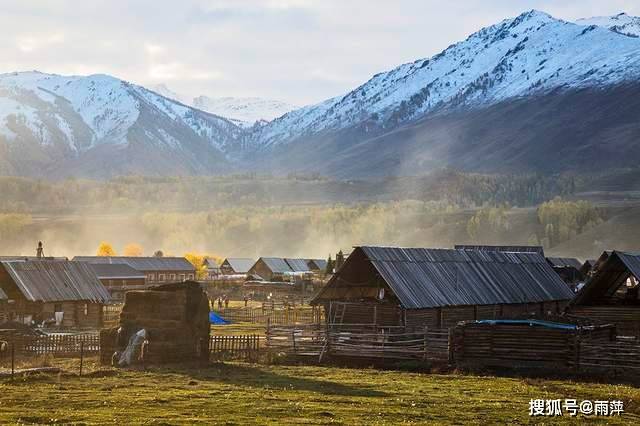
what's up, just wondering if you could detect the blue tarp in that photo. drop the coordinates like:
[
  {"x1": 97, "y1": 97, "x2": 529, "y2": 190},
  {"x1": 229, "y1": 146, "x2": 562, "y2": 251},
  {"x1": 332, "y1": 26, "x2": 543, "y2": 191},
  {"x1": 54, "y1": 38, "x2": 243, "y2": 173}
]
[
  {"x1": 475, "y1": 319, "x2": 577, "y2": 330},
  {"x1": 209, "y1": 311, "x2": 231, "y2": 325}
]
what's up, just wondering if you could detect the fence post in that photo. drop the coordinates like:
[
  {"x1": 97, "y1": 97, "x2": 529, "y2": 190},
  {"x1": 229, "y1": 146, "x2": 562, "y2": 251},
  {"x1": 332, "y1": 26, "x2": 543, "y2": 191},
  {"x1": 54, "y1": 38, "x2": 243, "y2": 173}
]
[
  {"x1": 11, "y1": 342, "x2": 15, "y2": 379},
  {"x1": 292, "y1": 330, "x2": 297, "y2": 354},
  {"x1": 574, "y1": 334, "x2": 581, "y2": 373},
  {"x1": 447, "y1": 328, "x2": 454, "y2": 366},
  {"x1": 79, "y1": 342, "x2": 84, "y2": 377}
]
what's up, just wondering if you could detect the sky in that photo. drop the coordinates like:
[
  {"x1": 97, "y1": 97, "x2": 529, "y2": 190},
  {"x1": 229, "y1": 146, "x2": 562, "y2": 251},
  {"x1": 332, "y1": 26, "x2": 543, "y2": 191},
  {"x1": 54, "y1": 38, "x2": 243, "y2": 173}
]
[{"x1": 1, "y1": 0, "x2": 639, "y2": 106}]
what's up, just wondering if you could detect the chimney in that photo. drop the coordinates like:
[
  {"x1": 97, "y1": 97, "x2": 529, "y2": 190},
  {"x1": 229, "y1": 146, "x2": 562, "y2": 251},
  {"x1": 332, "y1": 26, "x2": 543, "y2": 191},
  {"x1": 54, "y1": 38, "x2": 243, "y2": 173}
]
[{"x1": 36, "y1": 241, "x2": 44, "y2": 259}]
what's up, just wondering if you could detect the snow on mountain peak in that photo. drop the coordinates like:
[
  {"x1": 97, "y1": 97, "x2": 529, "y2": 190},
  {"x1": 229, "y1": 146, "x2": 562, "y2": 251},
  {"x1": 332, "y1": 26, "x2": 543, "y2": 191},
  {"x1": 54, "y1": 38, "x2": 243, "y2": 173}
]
[
  {"x1": 577, "y1": 12, "x2": 640, "y2": 37},
  {"x1": 253, "y1": 10, "x2": 640, "y2": 148}
]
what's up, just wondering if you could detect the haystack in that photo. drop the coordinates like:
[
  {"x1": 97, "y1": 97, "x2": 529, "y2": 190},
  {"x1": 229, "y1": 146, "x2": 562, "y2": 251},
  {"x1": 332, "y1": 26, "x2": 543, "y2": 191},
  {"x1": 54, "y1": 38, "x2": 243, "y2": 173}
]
[{"x1": 100, "y1": 281, "x2": 210, "y2": 365}]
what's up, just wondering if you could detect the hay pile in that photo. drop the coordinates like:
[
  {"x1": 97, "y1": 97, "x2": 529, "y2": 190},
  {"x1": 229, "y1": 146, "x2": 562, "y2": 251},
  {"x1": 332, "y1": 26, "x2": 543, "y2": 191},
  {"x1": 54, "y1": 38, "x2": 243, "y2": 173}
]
[{"x1": 100, "y1": 281, "x2": 210, "y2": 365}]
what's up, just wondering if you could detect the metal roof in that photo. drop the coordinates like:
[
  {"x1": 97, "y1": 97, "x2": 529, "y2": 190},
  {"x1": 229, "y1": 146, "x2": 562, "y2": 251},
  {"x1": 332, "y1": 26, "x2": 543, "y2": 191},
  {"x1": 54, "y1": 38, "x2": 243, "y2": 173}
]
[
  {"x1": 72, "y1": 256, "x2": 195, "y2": 272},
  {"x1": 1, "y1": 260, "x2": 111, "y2": 303},
  {"x1": 315, "y1": 246, "x2": 574, "y2": 309},
  {"x1": 259, "y1": 258, "x2": 293, "y2": 273},
  {"x1": 285, "y1": 258, "x2": 312, "y2": 272},
  {"x1": 222, "y1": 258, "x2": 255, "y2": 274},
  {"x1": 87, "y1": 263, "x2": 146, "y2": 279},
  {"x1": 546, "y1": 257, "x2": 583, "y2": 269},
  {"x1": 455, "y1": 245, "x2": 545, "y2": 256},
  {"x1": 573, "y1": 251, "x2": 640, "y2": 305},
  {"x1": 307, "y1": 259, "x2": 328, "y2": 271}
]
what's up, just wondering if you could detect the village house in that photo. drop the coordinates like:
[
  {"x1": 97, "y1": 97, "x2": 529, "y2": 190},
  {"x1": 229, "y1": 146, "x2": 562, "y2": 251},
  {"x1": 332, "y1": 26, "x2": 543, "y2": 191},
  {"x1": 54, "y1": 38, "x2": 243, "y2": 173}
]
[
  {"x1": 72, "y1": 256, "x2": 196, "y2": 284},
  {"x1": 247, "y1": 257, "x2": 293, "y2": 282},
  {"x1": 0, "y1": 260, "x2": 111, "y2": 328},
  {"x1": 87, "y1": 263, "x2": 146, "y2": 302},
  {"x1": 311, "y1": 246, "x2": 575, "y2": 328},
  {"x1": 568, "y1": 250, "x2": 640, "y2": 337},
  {"x1": 219, "y1": 258, "x2": 254, "y2": 276}
]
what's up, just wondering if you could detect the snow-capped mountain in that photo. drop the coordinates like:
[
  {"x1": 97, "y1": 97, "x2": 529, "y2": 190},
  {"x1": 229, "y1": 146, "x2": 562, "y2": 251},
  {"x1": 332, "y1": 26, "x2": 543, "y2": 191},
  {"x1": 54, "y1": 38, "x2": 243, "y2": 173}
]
[
  {"x1": 0, "y1": 71, "x2": 241, "y2": 177},
  {"x1": 192, "y1": 96, "x2": 297, "y2": 127},
  {"x1": 577, "y1": 12, "x2": 640, "y2": 37},
  {"x1": 3, "y1": 10, "x2": 640, "y2": 179},
  {"x1": 252, "y1": 10, "x2": 640, "y2": 149}
]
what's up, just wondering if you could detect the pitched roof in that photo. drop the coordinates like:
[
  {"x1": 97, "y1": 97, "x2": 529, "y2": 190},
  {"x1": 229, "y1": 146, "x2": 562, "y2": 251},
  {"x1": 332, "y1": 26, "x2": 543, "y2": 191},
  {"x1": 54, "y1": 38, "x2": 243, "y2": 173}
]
[
  {"x1": 307, "y1": 259, "x2": 328, "y2": 271},
  {"x1": 285, "y1": 258, "x2": 312, "y2": 272},
  {"x1": 547, "y1": 257, "x2": 583, "y2": 269},
  {"x1": 455, "y1": 245, "x2": 545, "y2": 256},
  {"x1": 72, "y1": 256, "x2": 195, "y2": 272},
  {"x1": 259, "y1": 257, "x2": 293, "y2": 273},
  {"x1": 222, "y1": 258, "x2": 255, "y2": 274},
  {"x1": 313, "y1": 246, "x2": 574, "y2": 309},
  {"x1": 1, "y1": 260, "x2": 111, "y2": 303},
  {"x1": 573, "y1": 251, "x2": 640, "y2": 305},
  {"x1": 87, "y1": 263, "x2": 146, "y2": 279}
]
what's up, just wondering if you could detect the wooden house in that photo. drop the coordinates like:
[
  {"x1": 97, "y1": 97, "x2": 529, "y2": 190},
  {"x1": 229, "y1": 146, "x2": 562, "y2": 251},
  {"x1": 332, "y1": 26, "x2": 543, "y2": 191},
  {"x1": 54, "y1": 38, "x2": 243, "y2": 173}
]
[
  {"x1": 568, "y1": 251, "x2": 640, "y2": 337},
  {"x1": 219, "y1": 258, "x2": 254, "y2": 276},
  {"x1": 311, "y1": 246, "x2": 575, "y2": 329},
  {"x1": 0, "y1": 260, "x2": 111, "y2": 328},
  {"x1": 88, "y1": 263, "x2": 146, "y2": 302},
  {"x1": 73, "y1": 256, "x2": 196, "y2": 284},
  {"x1": 247, "y1": 257, "x2": 293, "y2": 282}
]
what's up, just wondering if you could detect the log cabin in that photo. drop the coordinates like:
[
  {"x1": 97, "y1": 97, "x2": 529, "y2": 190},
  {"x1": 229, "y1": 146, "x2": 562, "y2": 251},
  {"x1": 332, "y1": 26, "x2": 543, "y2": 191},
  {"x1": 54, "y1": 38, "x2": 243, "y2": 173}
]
[
  {"x1": 311, "y1": 246, "x2": 575, "y2": 329},
  {"x1": 0, "y1": 260, "x2": 111, "y2": 328},
  {"x1": 72, "y1": 256, "x2": 196, "y2": 284},
  {"x1": 568, "y1": 250, "x2": 640, "y2": 337}
]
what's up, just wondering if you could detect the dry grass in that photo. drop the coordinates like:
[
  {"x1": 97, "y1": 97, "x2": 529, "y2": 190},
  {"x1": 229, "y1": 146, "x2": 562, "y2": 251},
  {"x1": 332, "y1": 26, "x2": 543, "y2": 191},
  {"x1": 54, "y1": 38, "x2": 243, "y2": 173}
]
[{"x1": 0, "y1": 357, "x2": 639, "y2": 424}]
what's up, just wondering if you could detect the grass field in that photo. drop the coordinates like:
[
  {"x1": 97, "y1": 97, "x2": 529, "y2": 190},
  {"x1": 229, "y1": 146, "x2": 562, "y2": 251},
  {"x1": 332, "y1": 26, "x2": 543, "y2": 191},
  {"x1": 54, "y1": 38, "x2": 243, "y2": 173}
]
[{"x1": 1, "y1": 358, "x2": 639, "y2": 424}]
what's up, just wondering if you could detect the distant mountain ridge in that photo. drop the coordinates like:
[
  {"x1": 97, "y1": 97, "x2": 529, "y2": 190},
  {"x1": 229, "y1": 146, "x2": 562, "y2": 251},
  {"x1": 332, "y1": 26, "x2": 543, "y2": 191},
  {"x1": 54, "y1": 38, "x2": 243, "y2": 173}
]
[{"x1": 2, "y1": 10, "x2": 640, "y2": 178}]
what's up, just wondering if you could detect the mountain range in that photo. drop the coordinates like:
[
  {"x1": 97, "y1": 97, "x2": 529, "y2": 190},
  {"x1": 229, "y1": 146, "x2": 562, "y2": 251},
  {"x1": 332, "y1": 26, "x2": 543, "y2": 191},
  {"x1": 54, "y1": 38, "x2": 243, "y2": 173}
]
[{"x1": 1, "y1": 10, "x2": 640, "y2": 179}]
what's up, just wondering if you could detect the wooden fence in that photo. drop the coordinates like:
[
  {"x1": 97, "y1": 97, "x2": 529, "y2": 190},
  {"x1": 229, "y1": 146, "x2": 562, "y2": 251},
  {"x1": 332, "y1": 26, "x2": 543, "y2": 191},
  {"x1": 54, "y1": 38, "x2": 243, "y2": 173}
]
[
  {"x1": 209, "y1": 335, "x2": 261, "y2": 361},
  {"x1": 266, "y1": 324, "x2": 451, "y2": 362},
  {"x1": 215, "y1": 307, "x2": 323, "y2": 325},
  {"x1": 0, "y1": 333, "x2": 100, "y2": 357}
]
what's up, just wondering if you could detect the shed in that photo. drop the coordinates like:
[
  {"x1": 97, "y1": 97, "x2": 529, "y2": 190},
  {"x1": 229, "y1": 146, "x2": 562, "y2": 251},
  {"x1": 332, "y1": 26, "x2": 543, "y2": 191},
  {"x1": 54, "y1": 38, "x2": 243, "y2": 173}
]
[
  {"x1": 568, "y1": 251, "x2": 640, "y2": 337},
  {"x1": 0, "y1": 260, "x2": 110, "y2": 328},
  {"x1": 311, "y1": 246, "x2": 574, "y2": 328}
]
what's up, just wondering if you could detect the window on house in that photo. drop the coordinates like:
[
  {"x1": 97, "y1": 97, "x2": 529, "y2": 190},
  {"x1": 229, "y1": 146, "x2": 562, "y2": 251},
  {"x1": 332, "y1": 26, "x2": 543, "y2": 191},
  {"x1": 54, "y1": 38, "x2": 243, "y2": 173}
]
[
  {"x1": 180, "y1": 274, "x2": 185, "y2": 281},
  {"x1": 54, "y1": 303, "x2": 62, "y2": 313},
  {"x1": 188, "y1": 274, "x2": 194, "y2": 280},
  {"x1": 83, "y1": 303, "x2": 88, "y2": 316},
  {"x1": 159, "y1": 274, "x2": 165, "y2": 281},
  {"x1": 147, "y1": 273, "x2": 155, "y2": 281}
]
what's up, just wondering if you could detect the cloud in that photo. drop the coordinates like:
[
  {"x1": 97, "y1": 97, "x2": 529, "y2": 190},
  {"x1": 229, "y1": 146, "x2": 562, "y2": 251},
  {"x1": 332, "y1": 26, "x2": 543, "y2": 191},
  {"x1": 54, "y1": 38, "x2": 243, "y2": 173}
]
[{"x1": 0, "y1": 0, "x2": 638, "y2": 105}]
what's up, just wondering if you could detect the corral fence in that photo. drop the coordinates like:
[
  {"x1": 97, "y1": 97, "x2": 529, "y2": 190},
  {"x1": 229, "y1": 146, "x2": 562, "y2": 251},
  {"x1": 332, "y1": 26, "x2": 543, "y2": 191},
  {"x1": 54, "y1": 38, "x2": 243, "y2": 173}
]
[
  {"x1": 214, "y1": 307, "x2": 323, "y2": 325},
  {"x1": 574, "y1": 338, "x2": 640, "y2": 376},
  {"x1": 266, "y1": 324, "x2": 451, "y2": 362}
]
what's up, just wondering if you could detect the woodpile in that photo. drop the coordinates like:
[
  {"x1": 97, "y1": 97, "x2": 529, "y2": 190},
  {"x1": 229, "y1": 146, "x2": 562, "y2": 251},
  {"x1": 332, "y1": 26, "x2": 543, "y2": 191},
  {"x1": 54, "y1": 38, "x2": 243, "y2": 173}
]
[
  {"x1": 100, "y1": 281, "x2": 210, "y2": 365},
  {"x1": 452, "y1": 320, "x2": 615, "y2": 371}
]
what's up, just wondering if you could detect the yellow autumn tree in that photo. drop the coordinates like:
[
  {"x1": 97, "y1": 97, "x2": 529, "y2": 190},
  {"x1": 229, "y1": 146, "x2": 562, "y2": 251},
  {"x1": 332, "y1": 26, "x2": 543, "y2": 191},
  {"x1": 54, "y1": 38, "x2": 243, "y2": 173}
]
[
  {"x1": 123, "y1": 243, "x2": 143, "y2": 256},
  {"x1": 97, "y1": 241, "x2": 116, "y2": 256},
  {"x1": 184, "y1": 252, "x2": 208, "y2": 280}
]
